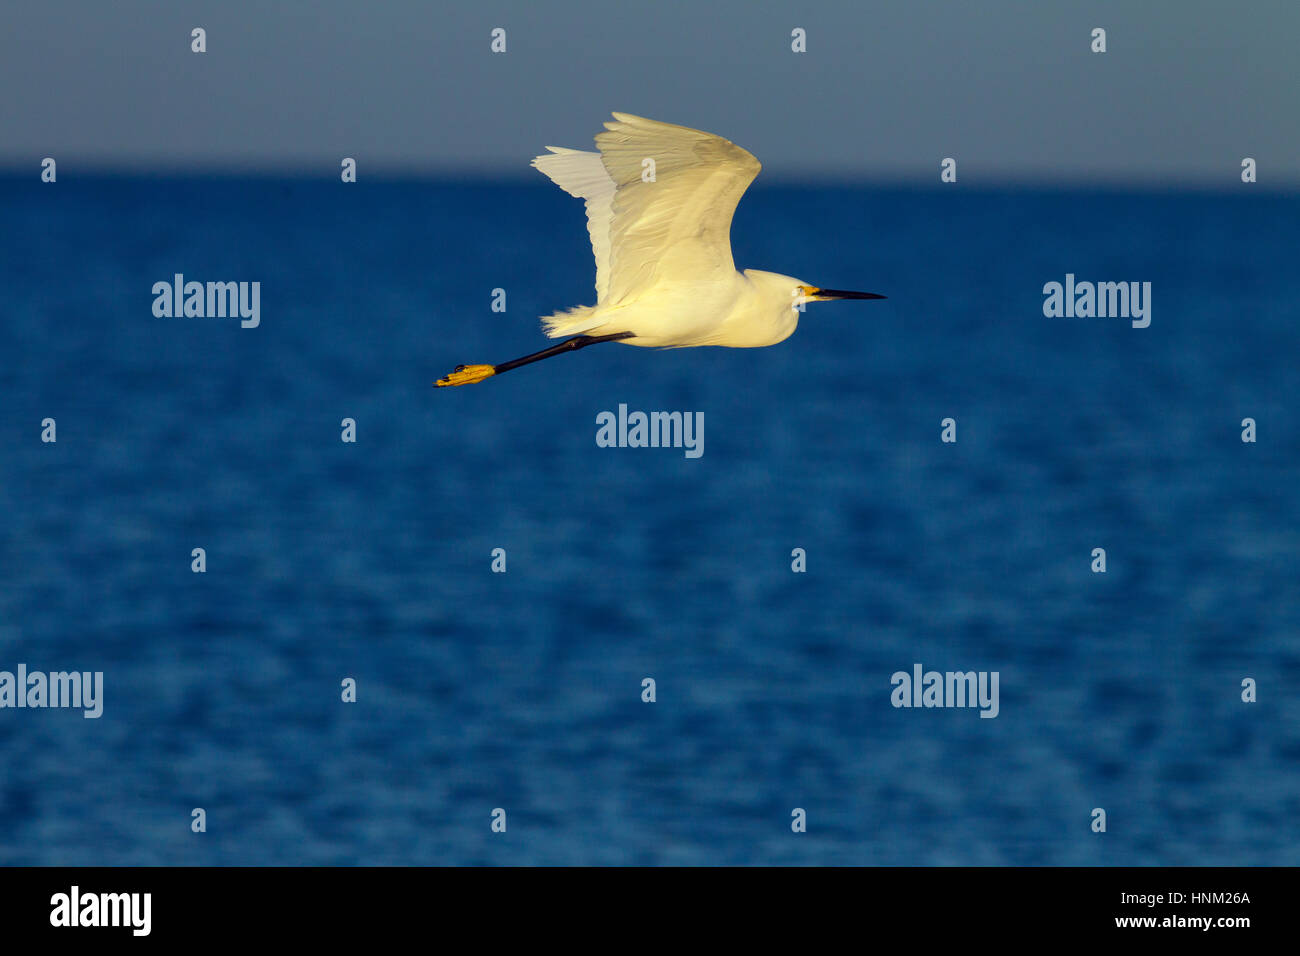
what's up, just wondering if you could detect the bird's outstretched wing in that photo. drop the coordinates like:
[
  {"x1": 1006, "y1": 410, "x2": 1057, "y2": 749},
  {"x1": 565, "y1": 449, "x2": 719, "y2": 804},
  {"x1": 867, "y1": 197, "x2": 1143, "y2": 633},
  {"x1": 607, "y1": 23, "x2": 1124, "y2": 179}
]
[
  {"x1": 530, "y1": 147, "x2": 617, "y2": 302},
  {"x1": 595, "y1": 113, "x2": 761, "y2": 306}
]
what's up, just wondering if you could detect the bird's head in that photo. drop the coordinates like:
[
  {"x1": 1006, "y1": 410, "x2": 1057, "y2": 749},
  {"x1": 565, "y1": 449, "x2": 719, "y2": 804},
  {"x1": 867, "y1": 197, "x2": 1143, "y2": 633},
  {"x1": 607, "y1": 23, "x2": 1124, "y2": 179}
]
[
  {"x1": 794, "y1": 283, "x2": 887, "y2": 306},
  {"x1": 747, "y1": 270, "x2": 886, "y2": 310}
]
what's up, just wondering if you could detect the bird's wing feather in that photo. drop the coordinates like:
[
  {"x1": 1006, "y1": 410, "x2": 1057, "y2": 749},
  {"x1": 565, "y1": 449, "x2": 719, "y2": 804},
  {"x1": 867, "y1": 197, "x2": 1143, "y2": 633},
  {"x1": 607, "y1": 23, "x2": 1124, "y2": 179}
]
[
  {"x1": 595, "y1": 112, "x2": 761, "y2": 305},
  {"x1": 530, "y1": 147, "x2": 617, "y2": 302}
]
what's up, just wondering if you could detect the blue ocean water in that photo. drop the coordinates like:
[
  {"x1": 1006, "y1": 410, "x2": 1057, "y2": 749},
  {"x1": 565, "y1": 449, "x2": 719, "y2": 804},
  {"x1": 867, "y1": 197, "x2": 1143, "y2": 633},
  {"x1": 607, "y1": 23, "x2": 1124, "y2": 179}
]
[{"x1": 0, "y1": 177, "x2": 1296, "y2": 865}]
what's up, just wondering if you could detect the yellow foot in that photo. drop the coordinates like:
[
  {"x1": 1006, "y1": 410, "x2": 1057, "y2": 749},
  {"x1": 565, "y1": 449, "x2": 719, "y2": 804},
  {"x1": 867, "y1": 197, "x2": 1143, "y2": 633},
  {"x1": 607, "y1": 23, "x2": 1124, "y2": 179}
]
[{"x1": 435, "y1": 364, "x2": 496, "y2": 387}]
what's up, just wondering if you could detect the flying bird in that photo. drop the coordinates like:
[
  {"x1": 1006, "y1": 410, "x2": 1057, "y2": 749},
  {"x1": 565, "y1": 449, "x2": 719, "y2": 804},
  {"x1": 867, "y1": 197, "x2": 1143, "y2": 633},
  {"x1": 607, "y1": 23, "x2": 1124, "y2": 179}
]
[{"x1": 436, "y1": 112, "x2": 884, "y2": 387}]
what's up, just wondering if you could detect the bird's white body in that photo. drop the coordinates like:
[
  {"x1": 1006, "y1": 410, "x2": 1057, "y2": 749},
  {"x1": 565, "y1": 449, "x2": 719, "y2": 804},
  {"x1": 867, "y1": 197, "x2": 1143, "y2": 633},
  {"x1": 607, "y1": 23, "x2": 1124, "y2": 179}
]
[
  {"x1": 532, "y1": 113, "x2": 814, "y2": 349},
  {"x1": 543, "y1": 269, "x2": 803, "y2": 348}
]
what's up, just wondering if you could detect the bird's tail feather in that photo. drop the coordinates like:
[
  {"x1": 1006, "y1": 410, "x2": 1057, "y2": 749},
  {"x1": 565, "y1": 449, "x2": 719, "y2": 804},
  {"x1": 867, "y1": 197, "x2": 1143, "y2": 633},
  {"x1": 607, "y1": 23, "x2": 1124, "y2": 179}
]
[{"x1": 540, "y1": 305, "x2": 606, "y2": 338}]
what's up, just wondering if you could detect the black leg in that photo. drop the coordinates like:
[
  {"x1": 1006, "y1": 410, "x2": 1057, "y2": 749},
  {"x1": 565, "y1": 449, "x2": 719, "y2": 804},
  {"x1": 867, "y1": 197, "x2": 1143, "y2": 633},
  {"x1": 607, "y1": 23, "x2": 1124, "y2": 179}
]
[{"x1": 436, "y1": 331, "x2": 635, "y2": 386}]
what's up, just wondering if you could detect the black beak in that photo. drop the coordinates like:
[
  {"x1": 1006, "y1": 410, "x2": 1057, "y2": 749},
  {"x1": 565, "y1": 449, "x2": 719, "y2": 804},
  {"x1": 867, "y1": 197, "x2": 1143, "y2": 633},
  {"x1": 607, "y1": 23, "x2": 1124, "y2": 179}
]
[{"x1": 817, "y1": 288, "x2": 887, "y2": 301}]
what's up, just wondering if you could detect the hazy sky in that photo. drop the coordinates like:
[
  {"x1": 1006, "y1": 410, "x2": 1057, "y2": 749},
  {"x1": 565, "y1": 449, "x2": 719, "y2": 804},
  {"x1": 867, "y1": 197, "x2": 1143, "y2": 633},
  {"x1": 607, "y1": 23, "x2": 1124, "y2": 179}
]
[{"x1": 3, "y1": 0, "x2": 1296, "y2": 184}]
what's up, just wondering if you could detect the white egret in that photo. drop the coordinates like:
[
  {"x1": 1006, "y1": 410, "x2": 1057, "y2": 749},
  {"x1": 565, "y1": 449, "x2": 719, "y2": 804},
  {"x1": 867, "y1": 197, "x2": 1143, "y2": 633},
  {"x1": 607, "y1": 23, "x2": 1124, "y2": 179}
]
[{"x1": 436, "y1": 112, "x2": 884, "y2": 387}]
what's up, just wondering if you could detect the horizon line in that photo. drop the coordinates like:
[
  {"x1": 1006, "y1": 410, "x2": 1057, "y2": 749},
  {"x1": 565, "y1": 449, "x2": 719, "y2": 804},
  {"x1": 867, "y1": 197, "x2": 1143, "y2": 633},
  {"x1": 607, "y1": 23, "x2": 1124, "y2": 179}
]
[{"x1": 2, "y1": 164, "x2": 1295, "y2": 195}]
